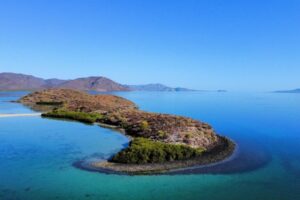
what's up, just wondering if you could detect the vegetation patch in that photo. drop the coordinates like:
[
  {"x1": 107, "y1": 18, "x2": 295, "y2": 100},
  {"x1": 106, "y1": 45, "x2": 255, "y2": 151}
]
[
  {"x1": 88, "y1": 135, "x2": 235, "y2": 174},
  {"x1": 42, "y1": 110, "x2": 103, "y2": 124},
  {"x1": 111, "y1": 138, "x2": 205, "y2": 164},
  {"x1": 36, "y1": 101, "x2": 63, "y2": 106}
]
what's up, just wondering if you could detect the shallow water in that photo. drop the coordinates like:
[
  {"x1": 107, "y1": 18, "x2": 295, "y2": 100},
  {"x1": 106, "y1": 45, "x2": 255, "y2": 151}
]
[{"x1": 0, "y1": 91, "x2": 300, "y2": 200}]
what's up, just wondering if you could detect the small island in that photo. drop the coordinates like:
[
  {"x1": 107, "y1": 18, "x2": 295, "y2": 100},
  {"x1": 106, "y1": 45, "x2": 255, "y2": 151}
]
[
  {"x1": 274, "y1": 88, "x2": 300, "y2": 93},
  {"x1": 19, "y1": 89, "x2": 235, "y2": 174}
]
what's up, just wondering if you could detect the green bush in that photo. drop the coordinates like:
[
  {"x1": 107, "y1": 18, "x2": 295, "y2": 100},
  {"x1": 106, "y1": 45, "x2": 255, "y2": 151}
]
[
  {"x1": 158, "y1": 130, "x2": 168, "y2": 139},
  {"x1": 111, "y1": 138, "x2": 204, "y2": 164},
  {"x1": 42, "y1": 110, "x2": 103, "y2": 124},
  {"x1": 140, "y1": 120, "x2": 149, "y2": 130}
]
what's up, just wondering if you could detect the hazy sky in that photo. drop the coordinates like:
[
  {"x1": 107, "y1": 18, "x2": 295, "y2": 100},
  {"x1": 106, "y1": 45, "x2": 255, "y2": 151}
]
[{"x1": 0, "y1": 0, "x2": 299, "y2": 91}]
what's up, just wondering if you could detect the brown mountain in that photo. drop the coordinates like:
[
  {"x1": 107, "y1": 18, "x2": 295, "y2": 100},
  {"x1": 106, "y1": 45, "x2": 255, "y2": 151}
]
[
  {"x1": 0, "y1": 72, "x2": 196, "y2": 92},
  {"x1": 0, "y1": 73, "x2": 45, "y2": 90},
  {"x1": 0, "y1": 72, "x2": 129, "y2": 92},
  {"x1": 57, "y1": 77, "x2": 129, "y2": 92}
]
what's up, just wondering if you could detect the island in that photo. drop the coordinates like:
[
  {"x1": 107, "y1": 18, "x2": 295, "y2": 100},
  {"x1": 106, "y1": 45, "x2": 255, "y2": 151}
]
[
  {"x1": 18, "y1": 89, "x2": 235, "y2": 174},
  {"x1": 274, "y1": 88, "x2": 300, "y2": 93}
]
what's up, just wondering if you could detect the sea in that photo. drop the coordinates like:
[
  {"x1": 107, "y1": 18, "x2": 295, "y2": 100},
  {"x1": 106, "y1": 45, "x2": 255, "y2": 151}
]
[{"x1": 0, "y1": 91, "x2": 299, "y2": 200}]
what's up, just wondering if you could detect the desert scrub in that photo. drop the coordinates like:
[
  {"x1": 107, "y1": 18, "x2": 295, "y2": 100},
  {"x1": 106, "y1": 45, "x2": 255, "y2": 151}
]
[
  {"x1": 42, "y1": 109, "x2": 103, "y2": 124},
  {"x1": 158, "y1": 130, "x2": 168, "y2": 139},
  {"x1": 111, "y1": 138, "x2": 205, "y2": 164},
  {"x1": 140, "y1": 120, "x2": 149, "y2": 130}
]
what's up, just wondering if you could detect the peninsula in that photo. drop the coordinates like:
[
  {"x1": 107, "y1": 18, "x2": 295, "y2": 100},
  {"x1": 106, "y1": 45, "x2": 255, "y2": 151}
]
[{"x1": 18, "y1": 89, "x2": 235, "y2": 174}]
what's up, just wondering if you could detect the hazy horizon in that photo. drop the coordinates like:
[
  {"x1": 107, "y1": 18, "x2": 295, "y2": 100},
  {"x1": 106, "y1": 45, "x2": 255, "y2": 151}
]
[{"x1": 0, "y1": 0, "x2": 299, "y2": 91}]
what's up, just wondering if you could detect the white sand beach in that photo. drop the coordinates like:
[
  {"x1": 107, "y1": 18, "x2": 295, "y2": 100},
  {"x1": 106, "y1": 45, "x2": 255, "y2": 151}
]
[{"x1": 0, "y1": 113, "x2": 41, "y2": 118}]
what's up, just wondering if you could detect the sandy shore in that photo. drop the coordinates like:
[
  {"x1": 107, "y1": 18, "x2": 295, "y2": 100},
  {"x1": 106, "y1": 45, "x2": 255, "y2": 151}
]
[{"x1": 0, "y1": 113, "x2": 41, "y2": 118}]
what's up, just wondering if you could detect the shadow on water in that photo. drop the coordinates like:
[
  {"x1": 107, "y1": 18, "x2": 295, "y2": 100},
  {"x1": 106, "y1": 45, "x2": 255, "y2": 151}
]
[{"x1": 169, "y1": 139, "x2": 271, "y2": 175}]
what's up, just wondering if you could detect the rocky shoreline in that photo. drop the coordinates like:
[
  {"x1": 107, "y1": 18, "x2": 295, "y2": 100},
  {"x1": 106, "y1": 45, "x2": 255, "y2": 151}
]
[{"x1": 76, "y1": 135, "x2": 235, "y2": 175}]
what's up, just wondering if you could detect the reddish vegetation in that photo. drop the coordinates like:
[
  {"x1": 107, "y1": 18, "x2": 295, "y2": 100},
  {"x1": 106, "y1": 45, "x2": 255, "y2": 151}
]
[
  {"x1": 19, "y1": 89, "x2": 136, "y2": 112},
  {"x1": 101, "y1": 110, "x2": 218, "y2": 149}
]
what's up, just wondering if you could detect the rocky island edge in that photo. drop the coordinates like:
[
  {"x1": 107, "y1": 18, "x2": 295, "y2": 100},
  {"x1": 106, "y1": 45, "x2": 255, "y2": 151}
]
[{"x1": 18, "y1": 89, "x2": 235, "y2": 174}]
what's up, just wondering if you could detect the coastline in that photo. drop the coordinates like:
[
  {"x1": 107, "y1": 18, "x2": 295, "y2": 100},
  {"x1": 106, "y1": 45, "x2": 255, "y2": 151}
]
[
  {"x1": 30, "y1": 110, "x2": 235, "y2": 175},
  {"x1": 75, "y1": 135, "x2": 235, "y2": 175}
]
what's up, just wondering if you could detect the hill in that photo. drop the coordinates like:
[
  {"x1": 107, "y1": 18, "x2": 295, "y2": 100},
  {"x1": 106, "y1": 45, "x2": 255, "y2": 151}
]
[
  {"x1": 57, "y1": 76, "x2": 129, "y2": 92},
  {"x1": 0, "y1": 73, "x2": 46, "y2": 90},
  {"x1": 0, "y1": 72, "x2": 129, "y2": 92},
  {"x1": 0, "y1": 72, "x2": 195, "y2": 92}
]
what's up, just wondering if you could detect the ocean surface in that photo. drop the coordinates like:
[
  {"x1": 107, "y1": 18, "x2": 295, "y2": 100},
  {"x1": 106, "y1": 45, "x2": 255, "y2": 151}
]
[{"x1": 0, "y1": 91, "x2": 300, "y2": 200}]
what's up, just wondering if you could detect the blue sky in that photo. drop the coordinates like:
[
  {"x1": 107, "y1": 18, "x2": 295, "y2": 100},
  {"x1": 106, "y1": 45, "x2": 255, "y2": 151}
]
[{"x1": 0, "y1": 0, "x2": 299, "y2": 91}]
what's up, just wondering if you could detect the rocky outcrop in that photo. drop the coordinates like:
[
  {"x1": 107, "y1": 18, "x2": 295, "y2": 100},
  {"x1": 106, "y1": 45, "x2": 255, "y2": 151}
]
[{"x1": 100, "y1": 110, "x2": 218, "y2": 149}]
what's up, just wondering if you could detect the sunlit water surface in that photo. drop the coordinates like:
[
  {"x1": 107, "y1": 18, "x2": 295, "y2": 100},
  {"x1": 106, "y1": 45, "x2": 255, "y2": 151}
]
[{"x1": 0, "y1": 91, "x2": 300, "y2": 200}]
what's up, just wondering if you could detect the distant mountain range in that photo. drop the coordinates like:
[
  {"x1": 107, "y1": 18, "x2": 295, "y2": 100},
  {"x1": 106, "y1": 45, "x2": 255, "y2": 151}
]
[
  {"x1": 274, "y1": 89, "x2": 300, "y2": 93},
  {"x1": 0, "y1": 72, "x2": 195, "y2": 92},
  {"x1": 0, "y1": 72, "x2": 128, "y2": 92},
  {"x1": 124, "y1": 84, "x2": 195, "y2": 92}
]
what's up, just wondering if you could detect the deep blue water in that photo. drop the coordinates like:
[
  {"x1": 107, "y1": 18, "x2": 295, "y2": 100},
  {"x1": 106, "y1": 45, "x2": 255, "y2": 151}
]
[{"x1": 0, "y1": 91, "x2": 300, "y2": 200}]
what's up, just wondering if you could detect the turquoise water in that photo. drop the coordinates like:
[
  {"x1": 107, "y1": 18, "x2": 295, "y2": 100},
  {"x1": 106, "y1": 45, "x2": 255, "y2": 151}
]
[{"x1": 1, "y1": 91, "x2": 300, "y2": 200}]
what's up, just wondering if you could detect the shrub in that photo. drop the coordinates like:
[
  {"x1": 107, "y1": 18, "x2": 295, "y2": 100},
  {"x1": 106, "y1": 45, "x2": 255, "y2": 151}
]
[
  {"x1": 185, "y1": 133, "x2": 192, "y2": 139},
  {"x1": 140, "y1": 120, "x2": 149, "y2": 130},
  {"x1": 42, "y1": 109, "x2": 103, "y2": 124},
  {"x1": 158, "y1": 130, "x2": 168, "y2": 139},
  {"x1": 111, "y1": 138, "x2": 204, "y2": 164}
]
